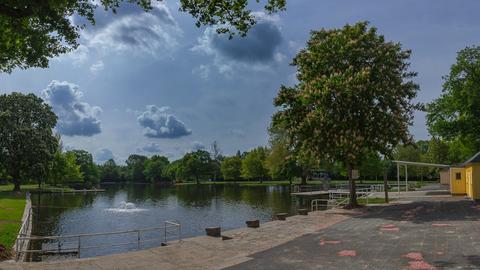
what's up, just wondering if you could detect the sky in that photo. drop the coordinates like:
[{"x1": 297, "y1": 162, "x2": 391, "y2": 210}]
[{"x1": 1, "y1": 0, "x2": 480, "y2": 164}]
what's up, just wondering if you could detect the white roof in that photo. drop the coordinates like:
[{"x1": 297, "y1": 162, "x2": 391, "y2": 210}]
[{"x1": 392, "y1": 160, "x2": 450, "y2": 168}]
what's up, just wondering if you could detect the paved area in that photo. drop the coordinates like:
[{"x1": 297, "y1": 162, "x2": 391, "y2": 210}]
[
  {"x1": 0, "y1": 208, "x2": 358, "y2": 270},
  {"x1": 227, "y1": 197, "x2": 480, "y2": 270}
]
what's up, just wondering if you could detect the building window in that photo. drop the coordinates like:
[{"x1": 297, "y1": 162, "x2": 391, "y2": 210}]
[{"x1": 456, "y1": 172, "x2": 462, "y2": 180}]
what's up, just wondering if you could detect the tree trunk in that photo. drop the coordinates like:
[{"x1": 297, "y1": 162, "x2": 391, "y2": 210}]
[
  {"x1": 300, "y1": 175, "x2": 307, "y2": 185},
  {"x1": 383, "y1": 169, "x2": 389, "y2": 204},
  {"x1": 347, "y1": 163, "x2": 358, "y2": 207},
  {"x1": 12, "y1": 169, "x2": 21, "y2": 192},
  {"x1": 195, "y1": 175, "x2": 200, "y2": 185}
]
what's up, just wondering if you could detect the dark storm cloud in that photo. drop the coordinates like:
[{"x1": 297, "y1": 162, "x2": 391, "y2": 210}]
[
  {"x1": 211, "y1": 21, "x2": 283, "y2": 63},
  {"x1": 42, "y1": 81, "x2": 102, "y2": 137},
  {"x1": 137, "y1": 105, "x2": 192, "y2": 139}
]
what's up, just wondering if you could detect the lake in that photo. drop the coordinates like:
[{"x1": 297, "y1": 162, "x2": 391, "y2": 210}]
[{"x1": 29, "y1": 183, "x2": 313, "y2": 261}]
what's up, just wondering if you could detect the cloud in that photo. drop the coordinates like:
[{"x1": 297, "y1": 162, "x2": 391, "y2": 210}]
[
  {"x1": 95, "y1": 148, "x2": 115, "y2": 164},
  {"x1": 138, "y1": 143, "x2": 163, "y2": 153},
  {"x1": 191, "y1": 141, "x2": 205, "y2": 151},
  {"x1": 85, "y1": 3, "x2": 180, "y2": 56},
  {"x1": 192, "y1": 64, "x2": 211, "y2": 79},
  {"x1": 90, "y1": 60, "x2": 104, "y2": 74},
  {"x1": 228, "y1": 129, "x2": 246, "y2": 138},
  {"x1": 137, "y1": 105, "x2": 192, "y2": 138},
  {"x1": 192, "y1": 13, "x2": 283, "y2": 75},
  {"x1": 42, "y1": 80, "x2": 102, "y2": 136}
]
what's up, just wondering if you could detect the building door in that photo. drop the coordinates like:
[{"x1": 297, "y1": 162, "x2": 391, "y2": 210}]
[{"x1": 467, "y1": 170, "x2": 473, "y2": 198}]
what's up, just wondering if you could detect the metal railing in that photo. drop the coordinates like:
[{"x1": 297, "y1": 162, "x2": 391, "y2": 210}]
[
  {"x1": 311, "y1": 186, "x2": 377, "y2": 211},
  {"x1": 15, "y1": 220, "x2": 181, "y2": 261}
]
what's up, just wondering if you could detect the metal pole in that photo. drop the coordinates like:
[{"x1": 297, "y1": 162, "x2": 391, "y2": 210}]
[
  {"x1": 164, "y1": 223, "x2": 167, "y2": 245},
  {"x1": 137, "y1": 231, "x2": 141, "y2": 250},
  {"x1": 15, "y1": 238, "x2": 19, "y2": 261},
  {"x1": 397, "y1": 163, "x2": 400, "y2": 195},
  {"x1": 405, "y1": 165, "x2": 408, "y2": 192},
  {"x1": 77, "y1": 236, "x2": 81, "y2": 258}
]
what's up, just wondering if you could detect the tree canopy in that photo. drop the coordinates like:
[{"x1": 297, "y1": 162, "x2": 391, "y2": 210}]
[
  {"x1": 144, "y1": 155, "x2": 170, "y2": 184},
  {"x1": 272, "y1": 22, "x2": 420, "y2": 206},
  {"x1": 426, "y1": 46, "x2": 480, "y2": 160},
  {"x1": 0, "y1": 0, "x2": 286, "y2": 73},
  {"x1": 0, "y1": 92, "x2": 58, "y2": 191}
]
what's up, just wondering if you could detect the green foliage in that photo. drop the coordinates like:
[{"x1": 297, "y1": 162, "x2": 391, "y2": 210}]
[
  {"x1": 358, "y1": 151, "x2": 383, "y2": 179},
  {"x1": 125, "y1": 154, "x2": 148, "y2": 182},
  {"x1": 99, "y1": 159, "x2": 121, "y2": 182},
  {"x1": 163, "y1": 159, "x2": 184, "y2": 182},
  {"x1": 426, "y1": 46, "x2": 480, "y2": 158},
  {"x1": 0, "y1": 0, "x2": 285, "y2": 72},
  {"x1": 265, "y1": 131, "x2": 300, "y2": 181},
  {"x1": 241, "y1": 147, "x2": 269, "y2": 182},
  {"x1": 67, "y1": 149, "x2": 99, "y2": 186},
  {"x1": 221, "y1": 156, "x2": 242, "y2": 181},
  {"x1": 272, "y1": 22, "x2": 419, "y2": 205},
  {"x1": 144, "y1": 155, "x2": 170, "y2": 184},
  {"x1": 0, "y1": 92, "x2": 58, "y2": 191},
  {"x1": 180, "y1": 150, "x2": 213, "y2": 184},
  {"x1": 48, "y1": 150, "x2": 83, "y2": 186}
]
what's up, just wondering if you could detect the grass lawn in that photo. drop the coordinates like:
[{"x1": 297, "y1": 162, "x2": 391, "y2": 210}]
[{"x1": 0, "y1": 192, "x2": 26, "y2": 250}]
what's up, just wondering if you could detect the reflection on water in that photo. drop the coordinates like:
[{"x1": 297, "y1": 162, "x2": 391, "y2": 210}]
[{"x1": 30, "y1": 184, "x2": 310, "y2": 260}]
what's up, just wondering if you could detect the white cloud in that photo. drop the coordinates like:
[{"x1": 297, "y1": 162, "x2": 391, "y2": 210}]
[
  {"x1": 89, "y1": 60, "x2": 104, "y2": 74},
  {"x1": 42, "y1": 80, "x2": 102, "y2": 136},
  {"x1": 137, "y1": 105, "x2": 191, "y2": 138}
]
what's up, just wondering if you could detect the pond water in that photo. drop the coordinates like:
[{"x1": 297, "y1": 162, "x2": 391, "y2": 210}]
[{"x1": 29, "y1": 184, "x2": 315, "y2": 261}]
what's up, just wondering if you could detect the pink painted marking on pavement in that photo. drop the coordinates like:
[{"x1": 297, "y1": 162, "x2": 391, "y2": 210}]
[
  {"x1": 320, "y1": 240, "x2": 341, "y2": 245},
  {"x1": 380, "y1": 227, "x2": 400, "y2": 232},
  {"x1": 403, "y1": 252, "x2": 424, "y2": 261},
  {"x1": 338, "y1": 250, "x2": 357, "y2": 257},
  {"x1": 408, "y1": 261, "x2": 438, "y2": 270},
  {"x1": 380, "y1": 224, "x2": 396, "y2": 228}
]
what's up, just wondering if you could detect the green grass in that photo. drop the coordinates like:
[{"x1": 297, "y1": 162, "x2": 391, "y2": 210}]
[
  {"x1": 0, "y1": 192, "x2": 26, "y2": 249},
  {"x1": 357, "y1": 197, "x2": 391, "y2": 205}
]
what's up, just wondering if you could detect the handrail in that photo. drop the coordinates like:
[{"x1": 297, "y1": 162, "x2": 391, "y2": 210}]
[{"x1": 16, "y1": 220, "x2": 181, "y2": 261}]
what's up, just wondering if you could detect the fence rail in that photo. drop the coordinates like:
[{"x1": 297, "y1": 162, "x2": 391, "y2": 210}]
[
  {"x1": 14, "y1": 192, "x2": 32, "y2": 261},
  {"x1": 15, "y1": 220, "x2": 181, "y2": 261},
  {"x1": 311, "y1": 184, "x2": 380, "y2": 211}
]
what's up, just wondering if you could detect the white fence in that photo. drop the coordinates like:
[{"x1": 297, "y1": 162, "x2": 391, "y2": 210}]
[
  {"x1": 311, "y1": 184, "x2": 381, "y2": 211},
  {"x1": 14, "y1": 192, "x2": 32, "y2": 261}
]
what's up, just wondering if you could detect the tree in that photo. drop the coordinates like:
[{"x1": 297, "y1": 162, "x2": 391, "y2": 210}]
[
  {"x1": 68, "y1": 150, "x2": 99, "y2": 187},
  {"x1": 100, "y1": 159, "x2": 121, "y2": 182},
  {"x1": 144, "y1": 155, "x2": 170, "y2": 184},
  {"x1": 265, "y1": 130, "x2": 300, "y2": 183},
  {"x1": 241, "y1": 147, "x2": 269, "y2": 183},
  {"x1": 0, "y1": 92, "x2": 58, "y2": 191},
  {"x1": 48, "y1": 150, "x2": 83, "y2": 186},
  {"x1": 358, "y1": 151, "x2": 383, "y2": 181},
  {"x1": 426, "y1": 46, "x2": 480, "y2": 159},
  {"x1": 125, "y1": 154, "x2": 148, "y2": 182},
  {"x1": 0, "y1": 0, "x2": 285, "y2": 73},
  {"x1": 163, "y1": 159, "x2": 185, "y2": 183},
  {"x1": 425, "y1": 138, "x2": 450, "y2": 164},
  {"x1": 221, "y1": 156, "x2": 242, "y2": 182},
  {"x1": 210, "y1": 141, "x2": 223, "y2": 181},
  {"x1": 272, "y1": 22, "x2": 419, "y2": 206},
  {"x1": 181, "y1": 150, "x2": 212, "y2": 184}
]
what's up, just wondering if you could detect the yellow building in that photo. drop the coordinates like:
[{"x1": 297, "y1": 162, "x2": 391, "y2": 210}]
[{"x1": 450, "y1": 152, "x2": 480, "y2": 199}]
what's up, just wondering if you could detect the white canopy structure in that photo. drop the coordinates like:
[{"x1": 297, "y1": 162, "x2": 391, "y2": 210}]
[{"x1": 392, "y1": 160, "x2": 450, "y2": 193}]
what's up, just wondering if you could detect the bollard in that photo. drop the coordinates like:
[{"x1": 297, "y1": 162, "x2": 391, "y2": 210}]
[
  {"x1": 205, "y1": 227, "x2": 221, "y2": 237},
  {"x1": 246, "y1": 220, "x2": 260, "y2": 228},
  {"x1": 276, "y1": 213, "x2": 288, "y2": 221},
  {"x1": 298, "y1": 209, "x2": 309, "y2": 215}
]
